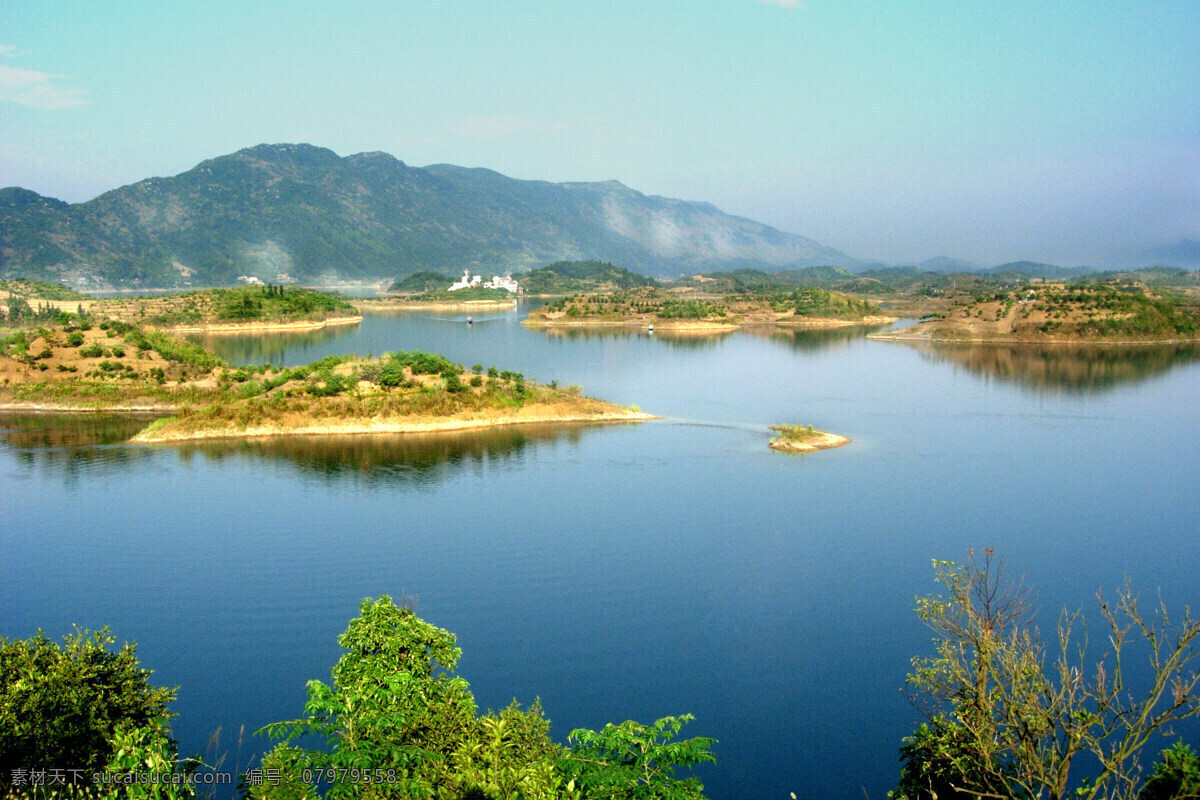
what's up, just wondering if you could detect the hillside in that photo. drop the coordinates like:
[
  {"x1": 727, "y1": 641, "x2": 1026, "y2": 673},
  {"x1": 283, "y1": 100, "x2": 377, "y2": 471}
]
[
  {"x1": 0, "y1": 144, "x2": 850, "y2": 289},
  {"x1": 519, "y1": 260, "x2": 659, "y2": 294},
  {"x1": 874, "y1": 282, "x2": 1200, "y2": 342}
]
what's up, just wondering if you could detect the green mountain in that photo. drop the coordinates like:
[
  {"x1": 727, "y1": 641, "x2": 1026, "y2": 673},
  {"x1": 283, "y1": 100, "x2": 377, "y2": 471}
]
[{"x1": 0, "y1": 144, "x2": 851, "y2": 289}]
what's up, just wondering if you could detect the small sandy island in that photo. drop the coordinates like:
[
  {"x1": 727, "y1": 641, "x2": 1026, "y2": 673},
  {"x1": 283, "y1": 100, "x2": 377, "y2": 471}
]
[{"x1": 768, "y1": 424, "x2": 850, "y2": 453}]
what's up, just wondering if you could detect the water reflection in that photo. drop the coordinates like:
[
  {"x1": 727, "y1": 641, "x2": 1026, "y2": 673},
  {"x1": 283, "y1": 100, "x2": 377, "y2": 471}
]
[
  {"x1": 743, "y1": 323, "x2": 891, "y2": 352},
  {"x1": 911, "y1": 342, "x2": 1200, "y2": 393},
  {"x1": 0, "y1": 413, "x2": 161, "y2": 475},
  {"x1": 186, "y1": 325, "x2": 358, "y2": 366},
  {"x1": 165, "y1": 424, "x2": 604, "y2": 486}
]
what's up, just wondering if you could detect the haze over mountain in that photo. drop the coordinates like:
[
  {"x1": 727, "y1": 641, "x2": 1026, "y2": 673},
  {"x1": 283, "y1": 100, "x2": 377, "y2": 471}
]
[
  {"x1": 1141, "y1": 239, "x2": 1200, "y2": 268},
  {"x1": 0, "y1": 144, "x2": 851, "y2": 289}
]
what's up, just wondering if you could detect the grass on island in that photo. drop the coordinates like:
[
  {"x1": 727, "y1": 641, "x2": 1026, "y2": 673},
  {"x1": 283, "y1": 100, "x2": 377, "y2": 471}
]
[
  {"x1": 524, "y1": 286, "x2": 884, "y2": 327},
  {"x1": 881, "y1": 280, "x2": 1200, "y2": 341},
  {"x1": 1, "y1": 310, "x2": 634, "y2": 438},
  {"x1": 84, "y1": 285, "x2": 358, "y2": 327},
  {"x1": 410, "y1": 286, "x2": 514, "y2": 302},
  {"x1": 768, "y1": 423, "x2": 849, "y2": 453}
]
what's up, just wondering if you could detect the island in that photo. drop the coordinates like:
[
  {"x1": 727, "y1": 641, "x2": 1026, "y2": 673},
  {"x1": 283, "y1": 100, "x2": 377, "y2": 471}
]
[
  {"x1": 522, "y1": 287, "x2": 895, "y2": 332},
  {"x1": 870, "y1": 281, "x2": 1200, "y2": 343},
  {"x1": 83, "y1": 285, "x2": 363, "y2": 333},
  {"x1": 0, "y1": 315, "x2": 650, "y2": 441},
  {"x1": 768, "y1": 424, "x2": 850, "y2": 453}
]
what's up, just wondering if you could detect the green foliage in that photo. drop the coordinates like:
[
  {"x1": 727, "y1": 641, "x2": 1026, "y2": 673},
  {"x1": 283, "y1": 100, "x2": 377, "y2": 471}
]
[
  {"x1": 520, "y1": 261, "x2": 659, "y2": 295},
  {"x1": 1140, "y1": 741, "x2": 1200, "y2": 800},
  {"x1": 188, "y1": 286, "x2": 355, "y2": 324},
  {"x1": 0, "y1": 627, "x2": 180, "y2": 780},
  {"x1": 258, "y1": 598, "x2": 715, "y2": 799},
  {"x1": 656, "y1": 300, "x2": 723, "y2": 320},
  {"x1": 117, "y1": 326, "x2": 224, "y2": 371},
  {"x1": 66, "y1": 331, "x2": 85, "y2": 347},
  {"x1": 0, "y1": 279, "x2": 90, "y2": 301},
  {"x1": 416, "y1": 287, "x2": 511, "y2": 302},
  {"x1": 791, "y1": 288, "x2": 880, "y2": 319},
  {"x1": 257, "y1": 596, "x2": 480, "y2": 797},
  {"x1": 897, "y1": 551, "x2": 1200, "y2": 800},
  {"x1": 389, "y1": 351, "x2": 459, "y2": 377},
  {"x1": 387, "y1": 271, "x2": 459, "y2": 294},
  {"x1": 562, "y1": 715, "x2": 716, "y2": 800},
  {"x1": 891, "y1": 717, "x2": 1000, "y2": 800}
]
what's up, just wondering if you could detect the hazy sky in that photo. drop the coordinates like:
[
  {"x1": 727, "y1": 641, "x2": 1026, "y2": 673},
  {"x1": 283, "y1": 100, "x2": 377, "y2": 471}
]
[{"x1": 1, "y1": 1, "x2": 1197, "y2": 266}]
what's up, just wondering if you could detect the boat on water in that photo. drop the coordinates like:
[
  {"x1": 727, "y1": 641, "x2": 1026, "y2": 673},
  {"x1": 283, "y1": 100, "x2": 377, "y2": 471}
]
[{"x1": 466, "y1": 316, "x2": 473, "y2": 325}]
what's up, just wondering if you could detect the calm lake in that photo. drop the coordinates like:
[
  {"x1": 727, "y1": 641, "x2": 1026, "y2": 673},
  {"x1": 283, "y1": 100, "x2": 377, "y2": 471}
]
[{"x1": 4, "y1": 305, "x2": 1199, "y2": 799}]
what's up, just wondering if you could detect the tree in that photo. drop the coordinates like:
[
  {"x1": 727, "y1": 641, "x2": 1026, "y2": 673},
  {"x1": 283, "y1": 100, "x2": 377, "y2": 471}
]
[
  {"x1": 894, "y1": 551, "x2": 1200, "y2": 800},
  {"x1": 257, "y1": 597, "x2": 716, "y2": 799},
  {"x1": 0, "y1": 626, "x2": 190, "y2": 797},
  {"x1": 561, "y1": 715, "x2": 716, "y2": 800},
  {"x1": 258, "y1": 596, "x2": 478, "y2": 798}
]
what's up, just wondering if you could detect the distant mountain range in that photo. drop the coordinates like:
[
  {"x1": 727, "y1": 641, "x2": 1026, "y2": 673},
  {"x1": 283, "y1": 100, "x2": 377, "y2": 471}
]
[{"x1": 0, "y1": 143, "x2": 851, "y2": 289}]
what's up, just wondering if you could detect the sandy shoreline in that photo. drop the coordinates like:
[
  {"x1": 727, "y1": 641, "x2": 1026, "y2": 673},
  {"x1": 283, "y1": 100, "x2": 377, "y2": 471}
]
[
  {"x1": 132, "y1": 407, "x2": 655, "y2": 443},
  {"x1": 163, "y1": 315, "x2": 363, "y2": 334}
]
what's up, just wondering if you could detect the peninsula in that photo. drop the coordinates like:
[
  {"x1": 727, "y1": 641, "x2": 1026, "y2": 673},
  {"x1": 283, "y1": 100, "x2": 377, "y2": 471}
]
[
  {"x1": 871, "y1": 281, "x2": 1200, "y2": 343},
  {"x1": 0, "y1": 316, "x2": 648, "y2": 440},
  {"x1": 84, "y1": 285, "x2": 363, "y2": 333},
  {"x1": 768, "y1": 424, "x2": 850, "y2": 453},
  {"x1": 522, "y1": 287, "x2": 894, "y2": 332}
]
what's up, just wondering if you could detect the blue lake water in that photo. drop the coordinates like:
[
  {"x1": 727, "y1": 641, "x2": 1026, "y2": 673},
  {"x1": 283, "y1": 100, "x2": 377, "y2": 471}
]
[{"x1": 3, "y1": 307, "x2": 1199, "y2": 799}]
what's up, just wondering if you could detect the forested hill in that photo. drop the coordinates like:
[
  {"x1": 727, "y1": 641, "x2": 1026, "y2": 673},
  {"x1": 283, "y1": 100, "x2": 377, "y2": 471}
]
[{"x1": 0, "y1": 144, "x2": 850, "y2": 289}]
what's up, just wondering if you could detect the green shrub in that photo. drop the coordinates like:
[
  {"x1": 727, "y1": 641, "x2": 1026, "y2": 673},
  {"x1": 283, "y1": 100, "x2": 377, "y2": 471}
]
[
  {"x1": 1141, "y1": 741, "x2": 1200, "y2": 800},
  {"x1": 0, "y1": 627, "x2": 179, "y2": 778}
]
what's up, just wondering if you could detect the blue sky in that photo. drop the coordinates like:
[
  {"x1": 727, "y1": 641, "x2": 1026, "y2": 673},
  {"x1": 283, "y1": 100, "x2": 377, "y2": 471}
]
[{"x1": 1, "y1": 1, "x2": 1197, "y2": 265}]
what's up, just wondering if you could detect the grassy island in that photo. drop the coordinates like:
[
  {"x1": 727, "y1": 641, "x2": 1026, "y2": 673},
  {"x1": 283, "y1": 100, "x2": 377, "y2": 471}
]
[
  {"x1": 522, "y1": 287, "x2": 894, "y2": 332},
  {"x1": 872, "y1": 281, "x2": 1200, "y2": 343},
  {"x1": 82, "y1": 285, "x2": 362, "y2": 332},
  {"x1": 768, "y1": 423, "x2": 850, "y2": 453},
  {"x1": 0, "y1": 316, "x2": 648, "y2": 440}
]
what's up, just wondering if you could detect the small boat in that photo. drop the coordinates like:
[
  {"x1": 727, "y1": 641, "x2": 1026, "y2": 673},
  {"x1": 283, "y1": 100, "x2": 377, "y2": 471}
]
[
  {"x1": 466, "y1": 316, "x2": 473, "y2": 325},
  {"x1": 647, "y1": 323, "x2": 654, "y2": 333}
]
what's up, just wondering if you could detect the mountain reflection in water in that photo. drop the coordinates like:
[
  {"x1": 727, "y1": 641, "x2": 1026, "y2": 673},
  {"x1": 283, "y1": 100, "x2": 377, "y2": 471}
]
[{"x1": 912, "y1": 342, "x2": 1200, "y2": 393}]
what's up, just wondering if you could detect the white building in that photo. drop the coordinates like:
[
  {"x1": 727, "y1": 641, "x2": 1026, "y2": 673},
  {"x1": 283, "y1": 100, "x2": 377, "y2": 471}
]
[{"x1": 448, "y1": 269, "x2": 519, "y2": 293}]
